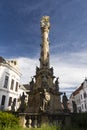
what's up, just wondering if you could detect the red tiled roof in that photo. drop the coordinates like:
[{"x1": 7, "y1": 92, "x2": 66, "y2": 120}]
[{"x1": 72, "y1": 82, "x2": 84, "y2": 96}]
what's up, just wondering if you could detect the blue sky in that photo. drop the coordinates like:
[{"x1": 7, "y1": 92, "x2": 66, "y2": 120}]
[{"x1": 0, "y1": 0, "x2": 87, "y2": 97}]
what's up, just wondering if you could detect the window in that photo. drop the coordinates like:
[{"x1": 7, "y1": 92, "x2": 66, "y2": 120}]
[
  {"x1": 10, "y1": 79, "x2": 14, "y2": 90},
  {"x1": 84, "y1": 92, "x2": 86, "y2": 98},
  {"x1": 1, "y1": 95, "x2": 6, "y2": 106},
  {"x1": 8, "y1": 97, "x2": 12, "y2": 106},
  {"x1": 4, "y1": 76, "x2": 9, "y2": 88},
  {"x1": 85, "y1": 104, "x2": 87, "y2": 109},
  {"x1": 15, "y1": 82, "x2": 18, "y2": 91},
  {"x1": 81, "y1": 94, "x2": 83, "y2": 99},
  {"x1": 82, "y1": 104, "x2": 84, "y2": 109}
]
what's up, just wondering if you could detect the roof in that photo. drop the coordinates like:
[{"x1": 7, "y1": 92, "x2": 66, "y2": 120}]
[
  {"x1": 72, "y1": 82, "x2": 84, "y2": 96},
  {"x1": 0, "y1": 56, "x2": 6, "y2": 63},
  {"x1": 23, "y1": 84, "x2": 30, "y2": 90}
]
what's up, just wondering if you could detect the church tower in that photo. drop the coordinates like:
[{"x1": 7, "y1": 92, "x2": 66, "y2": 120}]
[{"x1": 27, "y1": 16, "x2": 62, "y2": 114}]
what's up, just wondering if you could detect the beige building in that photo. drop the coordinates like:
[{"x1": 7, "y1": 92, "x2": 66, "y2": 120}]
[{"x1": 69, "y1": 78, "x2": 87, "y2": 113}]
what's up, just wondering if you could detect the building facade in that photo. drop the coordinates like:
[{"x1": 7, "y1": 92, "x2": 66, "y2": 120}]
[
  {"x1": 69, "y1": 78, "x2": 87, "y2": 113},
  {"x1": 0, "y1": 57, "x2": 22, "y2": 111}
]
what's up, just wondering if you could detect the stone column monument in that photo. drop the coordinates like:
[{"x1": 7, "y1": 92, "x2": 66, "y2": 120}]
[
  {"x1": 26, "y1": 16, "x2": 63, "y2": 114},
  {"x1": 40, "y1": 16, "x2": 50, "y2": 68},
  {"x1": 24, "y1": 16, "x2": 66, "y2": 128}
]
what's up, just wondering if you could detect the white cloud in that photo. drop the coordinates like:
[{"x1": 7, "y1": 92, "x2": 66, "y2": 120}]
[
  {"x1": 16, "y1": 51, "x2": 87, "y2": 96},
  {"x1": 51, "y1": 51, "x2": 87, "y2": 88},
  {"x1": 17, "y1": 57, "x2": 39, "y2": 83}
]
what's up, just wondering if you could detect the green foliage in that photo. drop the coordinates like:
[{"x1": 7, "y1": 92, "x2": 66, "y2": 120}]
[
  {"x1": 23, "y1": 124, "x2": 60, "y2": 130},
  {"x1": 0, "y1": 123, "x2": 87, "y2": 130},
  {"x1": 71, "y1": 113, "x2": 87, "y2": 128},
  {"x1": 0, "y1": 111, "x2": 19, "y2": 128},
  {"x1": 40, "y1": 124, "x2": 58, "y2": 130},
  {"x1": 62, "y1": 127, "x2": 87, "y2": 130},
  {"x1": 1, "y1": 112, "x2": 87, "y2": 130}
]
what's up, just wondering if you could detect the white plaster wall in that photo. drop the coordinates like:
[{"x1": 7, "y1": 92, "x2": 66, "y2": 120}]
[{"x1": 0, "y1": 63, "x2": 21, "y2": 110}]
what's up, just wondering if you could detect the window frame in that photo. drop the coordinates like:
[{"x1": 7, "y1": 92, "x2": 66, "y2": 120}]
[
  {"x1": 10, "y1": 79, "x2": 14, "y2": 90},
  {"x1": 3, "y1": 75, "x2": 9, "y2": 88},
  {"x1": 1, "y1": 95, "x2": 6, "y2": 106}
]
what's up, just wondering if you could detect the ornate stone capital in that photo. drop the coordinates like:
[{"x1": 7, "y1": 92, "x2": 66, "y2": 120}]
[{"x1": 40, "y1": 16, "x2": 50, "y2": 29}]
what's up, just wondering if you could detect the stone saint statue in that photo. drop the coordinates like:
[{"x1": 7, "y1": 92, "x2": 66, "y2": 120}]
[
  {"x1": 11, "y1": 98, "x2": 16, "y2": 111},
  {"x1": 18, "y1": 92, "x2": 26, "y2": 112},
  {"x1": 62, "y1": 92, "x2": 68, "y2": 112},
  {"x1": 55, "y1": 77, "x2": 59, "y2": 91},
  {"x1": 40, "y1": 89, "x2": 50, "y2": 112},
  {"x1": 40, "y1": 16, "x2": 50, "y2": 28},
  {"x1": 30, "y1": 77, "x2": 34, "y2": 90}
]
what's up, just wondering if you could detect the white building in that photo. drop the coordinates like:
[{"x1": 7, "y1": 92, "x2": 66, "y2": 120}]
[
  {"x1": 69, "y1": 78, "x2": 87, "y2": 113},
  {"x1": 0, "y1": 57, "x2": 22, "y2": 111}
]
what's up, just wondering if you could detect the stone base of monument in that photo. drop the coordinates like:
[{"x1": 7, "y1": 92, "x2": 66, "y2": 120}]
[
  {"x1": 19, "y1": 113, "x2": 26, "y2": 128},
  {"x1": 18, "y1": 112, "x2": 71, "y2": 128}
]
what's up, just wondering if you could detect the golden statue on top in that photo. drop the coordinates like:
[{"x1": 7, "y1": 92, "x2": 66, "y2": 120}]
[{"x1": 40, "y1": 16, "x2": 50, "y2": 28}]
